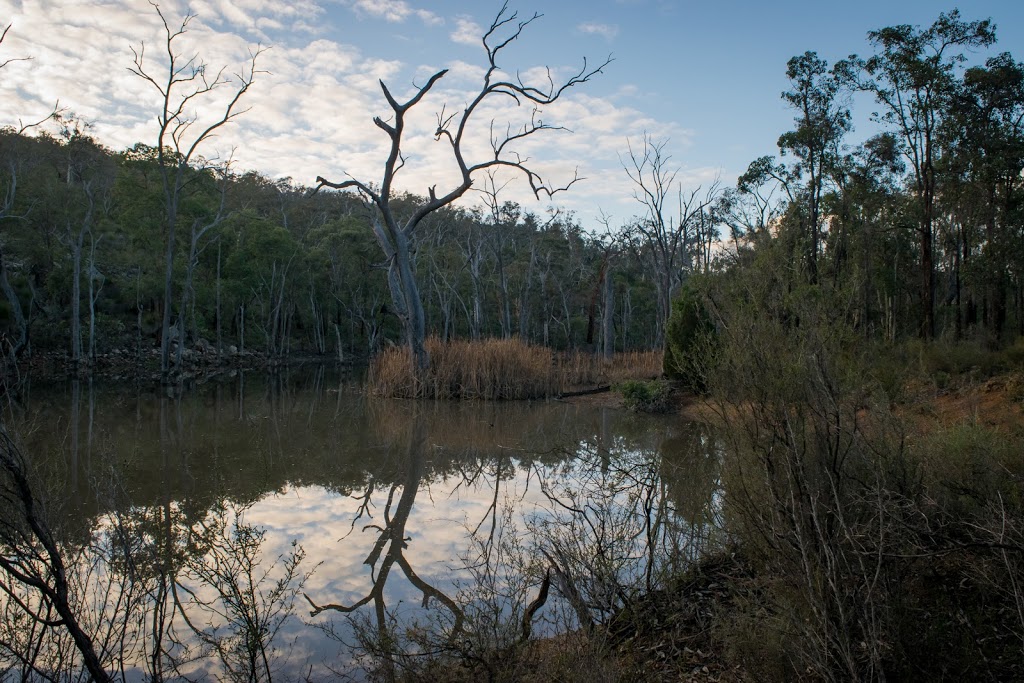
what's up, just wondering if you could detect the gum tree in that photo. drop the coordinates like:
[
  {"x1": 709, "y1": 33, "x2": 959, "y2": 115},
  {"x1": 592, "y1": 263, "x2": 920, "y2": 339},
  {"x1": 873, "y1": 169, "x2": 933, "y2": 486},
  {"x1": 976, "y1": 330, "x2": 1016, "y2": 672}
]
[
  {"x1": 128, "y1": 2, "x2": 263, "y2": 380},
  {"x1": 0, "y1": 24, "x2": 60, "y2": 363},
  {"x1": 313, "y1": 3, "x2": 610, "y2": 371},
  {"x1": 619, "y1": 135, "x2": 718, "y2": 346},
  {"x1": 837, "y1": 10, "x2": 996, "y2": 338},
  {"x1": 778, "y1": 52, "x2": 850, "y2": 284}
]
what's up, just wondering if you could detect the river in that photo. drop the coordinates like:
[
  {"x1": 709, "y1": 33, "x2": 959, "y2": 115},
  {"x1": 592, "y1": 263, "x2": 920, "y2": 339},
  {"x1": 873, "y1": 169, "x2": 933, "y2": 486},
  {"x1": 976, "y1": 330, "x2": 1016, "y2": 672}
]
[{"x1": 2, "y1": 366, "x2": 723, "y2": 681}]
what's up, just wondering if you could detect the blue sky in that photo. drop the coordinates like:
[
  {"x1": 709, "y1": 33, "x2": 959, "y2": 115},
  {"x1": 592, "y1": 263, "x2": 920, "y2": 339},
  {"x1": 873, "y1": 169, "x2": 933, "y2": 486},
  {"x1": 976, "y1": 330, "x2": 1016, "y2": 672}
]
[{"x1": 2, "y1": 0, "x2": 1022, "y2": 227}]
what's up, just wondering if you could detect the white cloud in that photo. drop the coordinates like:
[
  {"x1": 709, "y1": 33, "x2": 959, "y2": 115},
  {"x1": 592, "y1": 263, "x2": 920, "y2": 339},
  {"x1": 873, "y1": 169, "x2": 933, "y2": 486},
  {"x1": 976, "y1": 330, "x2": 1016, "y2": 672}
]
[
  {"x1": 577, "y1": 22, "x2": 619, "y2": 40},
  {"x1": 0, "y1": 0, "x2": 689, "y2": 226},
  {"x1": 415, "y1": 9, "x2": 444, "y2": 27},
  {"x1": 187, "y1": 0, "x2": 325, "y2": 41},
  {"x1": 343, "y1": 0, "x2": 440, "y2": 26},
  {"x1": 449, "y1": 16, "x2": 482, "y2": 46}
]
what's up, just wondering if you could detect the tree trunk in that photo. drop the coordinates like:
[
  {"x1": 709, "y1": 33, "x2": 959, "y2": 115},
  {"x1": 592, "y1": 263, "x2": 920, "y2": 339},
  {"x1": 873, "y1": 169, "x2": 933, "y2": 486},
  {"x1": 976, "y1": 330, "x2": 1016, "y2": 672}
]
[
  {"x1": 603, "y1": 264, "x2": 614, "y2": 359},
  {"x1": 393, "y1": 228, "x2": 428, "y2": 371},
  {"x1": 0, "y1": 246, "x2": 28, "y2": 358},
  {"x1": 216, "y1": 242, "x2": 222, "y2": 360},
  {"x1": 159, "y1": 211, "x2": 177, "y2": 379},
  {"x1": 920, "y1": 218, "x2": 934, "y2": 339},
  {"x1": 70, "y1": 226, "x2": 84, "y2": 369},
  {"x1": 87, "y1": 232, "x2": 102, "y2": 363}
]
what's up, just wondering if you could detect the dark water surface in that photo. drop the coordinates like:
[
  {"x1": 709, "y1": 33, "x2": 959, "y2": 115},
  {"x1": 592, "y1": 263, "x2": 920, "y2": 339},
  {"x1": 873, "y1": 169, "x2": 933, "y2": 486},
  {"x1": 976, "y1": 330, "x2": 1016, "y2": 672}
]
[{"x1": 4, "y1": 366, "x2": 722, "y2": 680}]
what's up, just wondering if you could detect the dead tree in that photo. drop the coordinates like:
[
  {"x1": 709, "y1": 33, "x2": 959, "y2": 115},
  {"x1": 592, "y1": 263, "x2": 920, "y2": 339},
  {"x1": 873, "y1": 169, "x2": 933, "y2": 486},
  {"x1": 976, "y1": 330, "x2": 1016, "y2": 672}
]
[
  {"x1": 621, "y1": 135, "x2": 718, "y2": 345},
  {"x1": 128, "y1": 2, "x2": 263, "y2": 382},
  {"x1": 314, "y1": 3, "x2": 610, "y2": 371},
  {"x1": 304, "y1": 409, "x2": 464, "y2": 676}
]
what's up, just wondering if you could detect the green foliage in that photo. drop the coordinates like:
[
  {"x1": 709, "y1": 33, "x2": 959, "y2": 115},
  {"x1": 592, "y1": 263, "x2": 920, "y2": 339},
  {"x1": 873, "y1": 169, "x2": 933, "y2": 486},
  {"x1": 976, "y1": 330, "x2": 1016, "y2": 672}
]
[
  {"x1": 916, "y1": 339, "x2": 1007, "y2": 377},
  {"x1": 617, "y1": 378, "x2": 672, "y2": 413},
  {"x1": 914, "y1": 423, "x2": 1024, "y2": 511},
  {"x1": 0, "y1": 129, "x2": 673, "y2": 363},
  {"x1": 662, "y1": 282, "x2": 713, "y2": 392},
  {"x1": 1006, "y1": 337, "x2": 1024, "y2": 368}
]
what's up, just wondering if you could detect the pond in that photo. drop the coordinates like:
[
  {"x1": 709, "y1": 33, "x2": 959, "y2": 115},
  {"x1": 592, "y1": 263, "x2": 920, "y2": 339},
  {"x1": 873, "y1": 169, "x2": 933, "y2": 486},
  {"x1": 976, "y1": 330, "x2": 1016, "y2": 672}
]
[{"x1": 2, "y1": 366, "x2": 724, "y2": 681}]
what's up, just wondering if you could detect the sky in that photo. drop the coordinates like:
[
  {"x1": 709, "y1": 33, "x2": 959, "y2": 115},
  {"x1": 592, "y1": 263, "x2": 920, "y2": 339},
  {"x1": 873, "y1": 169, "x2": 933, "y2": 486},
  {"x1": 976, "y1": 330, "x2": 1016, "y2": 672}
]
[{"x1": 1, "y1": 0, "x2": 1023, "y2": 229}]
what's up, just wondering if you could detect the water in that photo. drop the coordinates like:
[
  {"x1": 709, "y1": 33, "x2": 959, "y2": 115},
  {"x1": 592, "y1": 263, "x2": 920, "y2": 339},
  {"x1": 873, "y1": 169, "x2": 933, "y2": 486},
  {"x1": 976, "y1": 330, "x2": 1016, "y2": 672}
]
[{"x1": 2, "y1": 367, "x2": 722, "y2": 681}]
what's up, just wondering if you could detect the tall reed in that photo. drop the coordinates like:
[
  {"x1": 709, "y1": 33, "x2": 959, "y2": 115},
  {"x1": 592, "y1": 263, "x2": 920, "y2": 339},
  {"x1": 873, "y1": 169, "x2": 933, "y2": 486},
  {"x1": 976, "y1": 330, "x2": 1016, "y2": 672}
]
[
  {"x1": 369, "y1": 338, "x2": 663, "y2": 399},
  {"x1": 369, "y1": 337, "x2": 554, "y2": 399}
]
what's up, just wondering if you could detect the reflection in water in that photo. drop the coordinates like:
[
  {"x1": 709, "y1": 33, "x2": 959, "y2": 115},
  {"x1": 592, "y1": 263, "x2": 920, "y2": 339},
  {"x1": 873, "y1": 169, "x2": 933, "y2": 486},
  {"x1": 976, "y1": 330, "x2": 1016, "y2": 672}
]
[{"x1": 0, "y1": 368, "x2": 723, "y2": 681}]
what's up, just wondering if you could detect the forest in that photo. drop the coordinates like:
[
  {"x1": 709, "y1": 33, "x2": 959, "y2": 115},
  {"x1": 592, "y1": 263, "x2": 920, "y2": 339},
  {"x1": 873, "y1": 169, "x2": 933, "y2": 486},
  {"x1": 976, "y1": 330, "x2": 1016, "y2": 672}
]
[
  {"x1": 0, "y1": 8, "x2": 1021, "y2": 384},
  {"x1": 1, "y1": 3, "x2": 1024, "y2": 682}
]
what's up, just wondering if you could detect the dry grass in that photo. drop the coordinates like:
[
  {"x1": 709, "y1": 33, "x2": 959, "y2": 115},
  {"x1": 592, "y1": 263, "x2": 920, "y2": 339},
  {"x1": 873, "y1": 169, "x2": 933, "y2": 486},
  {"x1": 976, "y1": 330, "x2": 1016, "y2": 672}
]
[
  {"x1": 369, "y1": 338, "x2": 663, "y2": 400},
  {"x1": 558, "y1": 349, "x2": 663, "y2": 390},
  {"x1": 370, "y1": 337, "x2": 554, "y2": 399}
]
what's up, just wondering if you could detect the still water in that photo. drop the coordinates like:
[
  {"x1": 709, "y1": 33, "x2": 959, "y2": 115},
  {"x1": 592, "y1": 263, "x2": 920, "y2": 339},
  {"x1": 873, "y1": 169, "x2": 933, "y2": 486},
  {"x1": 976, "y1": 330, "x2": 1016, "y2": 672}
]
[{"x1": 4, "y1": 366, "x2": 722, "y2": 681}]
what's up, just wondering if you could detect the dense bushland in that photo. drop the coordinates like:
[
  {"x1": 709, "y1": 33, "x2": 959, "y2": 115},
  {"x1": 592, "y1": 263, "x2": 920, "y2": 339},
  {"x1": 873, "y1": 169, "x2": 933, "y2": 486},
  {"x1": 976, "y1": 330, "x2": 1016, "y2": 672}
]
[
  {"x1": 0, "y1": 132, "x2": 667, "y2": 382},
  {"x1": 658, "y1": 161, "x2": 1024, "y2": 683}
]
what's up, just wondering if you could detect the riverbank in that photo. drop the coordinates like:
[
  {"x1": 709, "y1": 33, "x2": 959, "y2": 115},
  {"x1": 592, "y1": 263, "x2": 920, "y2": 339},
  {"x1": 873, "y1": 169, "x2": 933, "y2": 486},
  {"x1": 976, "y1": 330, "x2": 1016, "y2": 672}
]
[
  {"x1": 686, "y1": 373, "x2": 1018, "y2": 680},
  {"x1": 10, "y1": 345, "x2": 357, "y2": 389},
  {"x1": 551, "y1": 368, "x2": 1024, "y2": 682}
]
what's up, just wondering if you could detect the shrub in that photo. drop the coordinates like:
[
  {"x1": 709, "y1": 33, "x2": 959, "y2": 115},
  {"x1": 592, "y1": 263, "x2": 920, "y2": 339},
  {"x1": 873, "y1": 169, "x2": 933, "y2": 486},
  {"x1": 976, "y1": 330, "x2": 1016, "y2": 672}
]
[
  {"x1": 1004, "y1": 336, "x2": 1024, "y2": 368},
  {"x1": 663, "y1": 283, "x2": 713, "y2": 393},
  {"x1": 913, "y1": 339, "x2": 1007, "y2": 379},
  {"x1": 617, "y1": 379, "x2": 671, "y2": 413}
]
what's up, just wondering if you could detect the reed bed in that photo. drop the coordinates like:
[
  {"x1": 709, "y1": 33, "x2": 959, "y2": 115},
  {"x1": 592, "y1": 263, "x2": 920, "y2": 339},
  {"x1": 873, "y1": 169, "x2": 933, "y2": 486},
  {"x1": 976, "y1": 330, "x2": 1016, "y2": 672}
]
[
  {"x1": 370, "y1": 337, "x2": 555, "y2": 399},
  {"x1": 557, "y1": 349, "x2": 663, "y2": 389},
  {"x1": 369, "y1": 338, "x2": 664, "y2": 400}
]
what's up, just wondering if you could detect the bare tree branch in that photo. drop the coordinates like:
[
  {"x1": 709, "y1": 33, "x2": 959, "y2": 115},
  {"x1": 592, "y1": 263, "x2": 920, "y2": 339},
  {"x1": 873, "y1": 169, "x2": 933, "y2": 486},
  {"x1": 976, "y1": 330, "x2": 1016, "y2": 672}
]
[
  {"x1": 128, "y1": 1, "x2": 265, "y2": 380},
  {"x1": 313, "y1": 4, "x2": 610, "y2": 372}
]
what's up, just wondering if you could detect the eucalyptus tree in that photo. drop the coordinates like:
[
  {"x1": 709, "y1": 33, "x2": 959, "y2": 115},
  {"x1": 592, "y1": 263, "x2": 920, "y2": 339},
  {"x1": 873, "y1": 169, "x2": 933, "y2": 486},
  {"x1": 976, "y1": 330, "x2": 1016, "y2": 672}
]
[
  {"x1": 0, "y1": 129, "x2": 38, "y2": 361},
  {"x1": 476, "y1": 171, "x2": 524, "y2": 338},
  {"x1": 0, "y1": 24, "x2": 61, "y2": 363},
  {"x1": 778, "y1": 52, "x2": 851, "y2": 283},
  {"x1": 829, "y1": 133, "x2": 908, "y2": 338},
  {"x1": 128, "y1": 2, "x2": 263, "y2": 380},
  {"x1": 54, "y1": 120, "x2": 115, "y2": 370},
  {"x1": 516, "y1": 212, "x2": 542, "y2": 341},
  {"x1": 944, "y1": 53, "x2": 1024, "y2": 338},
  {"x1": 734, "y1": 53, "x2": 850, "y2": 285},
  {"x1": 453, "y1": 206, "x2": 488, "y2": 340},
  {"x1": 620, "y1": 135, "x2": 718, "y2": 346},
  {"x1": 836, "y1": 10, "x2": 997, "y2": 338},
  {"x1": 314, "y1": 3, "x2": 609, "y2": 370}
]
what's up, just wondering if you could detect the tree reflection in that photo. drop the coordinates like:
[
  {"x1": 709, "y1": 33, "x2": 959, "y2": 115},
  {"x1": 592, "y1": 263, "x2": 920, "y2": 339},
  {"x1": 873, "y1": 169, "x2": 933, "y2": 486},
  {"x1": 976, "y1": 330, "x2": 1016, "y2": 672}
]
[
  {"x1": 0, "y1": 378, "x2": 319, "y2": 682},
  {"x1": 526, "y1": 420, "x2": 724, "y2": 631},
  {"x1": 305, "y1": 403, "x2": 465, "y2": 680},
  {"x1": 301, "y1": 399, "x2": 725, "y2": 682},
  {"x1": 1, "y1": 370, "x2": 725, "y2": 681}
]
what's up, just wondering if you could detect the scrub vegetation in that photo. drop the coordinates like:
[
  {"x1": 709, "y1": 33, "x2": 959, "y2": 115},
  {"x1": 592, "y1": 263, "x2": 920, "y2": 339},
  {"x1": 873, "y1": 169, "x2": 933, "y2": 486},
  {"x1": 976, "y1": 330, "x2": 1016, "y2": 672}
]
[{"x1": 1, "y1": 3, "x2": 1023, "y2": 682}]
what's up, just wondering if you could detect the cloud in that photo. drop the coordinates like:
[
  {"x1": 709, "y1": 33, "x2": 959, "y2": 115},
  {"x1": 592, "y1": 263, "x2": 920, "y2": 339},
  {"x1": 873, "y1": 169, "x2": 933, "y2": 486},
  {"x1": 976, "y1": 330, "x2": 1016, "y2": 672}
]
[
  {"x1": 577, "y1": 22, "x2": 619, "y2": 40},
  {"x1": 185, "y1": 0, "x2": 326, "y2": 41},
  {"x1": 450, "y1": 16, "x2": 482, "y2": 46},
  {"x1": 415, "y1": 9, "x2": 444, "y2": 27},
  {"x1": 342, "y1": 0, "x2": 441, "y2": 26},
  {"x1": 0, "y1": 0, "x2": 690, "y2": 226}
]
